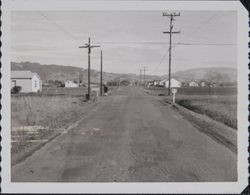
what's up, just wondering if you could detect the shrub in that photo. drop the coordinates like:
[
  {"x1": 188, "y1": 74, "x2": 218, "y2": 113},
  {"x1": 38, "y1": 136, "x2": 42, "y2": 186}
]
[{"x1": 11, "y1": 86, "x2": 22, "y2": 94}]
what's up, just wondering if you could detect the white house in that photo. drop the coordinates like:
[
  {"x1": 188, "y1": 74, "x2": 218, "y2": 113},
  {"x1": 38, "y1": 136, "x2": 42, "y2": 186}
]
[
  {"x1": 160, "y1": 78, "x2": 181, "y2": 88},
  {"x1": 200, "y1": 81, "x2": 207, "y2": 87},
  {"x1": 11, "y1": 71, "x2": 42, "y2": 93},
  {"x1": 65, "y1": 80, "x2": 79, "y2": 88},
  {"x1": 153, "y1": 80, "x2": 161, "y2": 86},
  {"x1": 189, "y1": 81, "x2": 199, "y2": 87},
  {"x1": 159, "y1": 79, "x2": 166, "y2": 87}
]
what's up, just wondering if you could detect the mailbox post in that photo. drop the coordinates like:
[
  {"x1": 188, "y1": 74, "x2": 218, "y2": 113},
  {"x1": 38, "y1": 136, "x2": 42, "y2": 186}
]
[{"x1": 171, "y1": 88, "x2": 178, "y2": 104}]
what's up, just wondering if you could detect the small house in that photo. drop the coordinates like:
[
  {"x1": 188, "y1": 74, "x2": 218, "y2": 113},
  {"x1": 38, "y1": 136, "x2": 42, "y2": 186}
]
[
  {"x1": 160, "y1": 78, "x2": 181, "y2": 88},
  {"x1": 11, "y1": 70, "x2": 42, "y2": 93},
  {"x1": 189, "y1": 81, "x2": 199, "y2": 87},
  {"x1": 153, "y1": 80, "x2": 161, "y2": 86},
  {"x1": 65, "y1": 80, "x2": 79, "y2": 88},
  {"x1": 147, "y1": 81, "x2": 154, "y2": 87},
  {"x1": 200, "y1": 81, "x2": 207, "y2": 87}
]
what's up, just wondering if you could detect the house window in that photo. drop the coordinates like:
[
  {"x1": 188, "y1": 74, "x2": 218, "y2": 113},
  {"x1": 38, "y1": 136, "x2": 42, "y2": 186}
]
[
  {"x1": 35, "y1": 80, "x2": 38, "y2": 88},
  {"x1": 12, "y1": 80, "x2": 16, "y2": 87}
]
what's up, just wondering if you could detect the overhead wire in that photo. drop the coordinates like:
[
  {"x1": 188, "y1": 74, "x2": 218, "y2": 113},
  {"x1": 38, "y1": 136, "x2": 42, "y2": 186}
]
[
  {"x1": 37, "y1": 11, "x2": 79, "y2": 42},
  {"x1": 152, "y1": 11, "x2": 233, "y2": 74}
]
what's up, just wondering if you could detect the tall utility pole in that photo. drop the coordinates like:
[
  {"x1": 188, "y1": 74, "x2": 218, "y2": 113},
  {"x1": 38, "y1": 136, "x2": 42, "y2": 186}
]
[
  {"x1": 143, "y1": 66, "x2": 147, "y2": 88},
  {"x1": 163, "y1": 12, "x2": 180, "y2": 95},
  {"x1": 139, "y1": 69, "x2": 142, "y2": 87},
  {"x1": 100, "y1": 50, "x2": 103, "y2": 96},
  {"x1": 79, "y1": 37, "x2": 100, "y2": 100}
]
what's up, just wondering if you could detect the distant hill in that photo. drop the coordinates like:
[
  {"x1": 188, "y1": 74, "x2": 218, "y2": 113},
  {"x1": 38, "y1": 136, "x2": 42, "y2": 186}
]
[
  {"x1": 166, "y1": 67, "x2": 237, "y2": 83},
  {"x1": 11, "y1": 61, "x2": 160, "y2": 84},
  {"x1": 11, "y1": 61, "x2": 236, "y2": 84}
]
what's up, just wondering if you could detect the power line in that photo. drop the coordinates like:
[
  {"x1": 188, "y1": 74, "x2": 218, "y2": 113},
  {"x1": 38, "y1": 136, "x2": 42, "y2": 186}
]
[
  {"x1": 171, "y1": 12, "x2": 231, "y2": 50},
  {"x1": 96, "y1": 41, "x2": 235, "y2": 46},
  {"x1": 152, "y1": 50, "x2": 169, "y2": 74},
  {"x1": 37, "y1": 11, "x2": 79, "y2": 41},
  {"x1": 152, "y1": 12, "x2": 232, "y2": 75}
]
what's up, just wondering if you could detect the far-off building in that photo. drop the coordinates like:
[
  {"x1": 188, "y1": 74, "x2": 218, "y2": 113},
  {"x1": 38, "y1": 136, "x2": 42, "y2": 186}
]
[
  {"x1": 65, "y1": 80, "x2": 79, "y2": 88},
  {"x1": 189, "y1": 81, "x2": 199, "y2": 87},
  {"x1": 11, "y1": 71, "x2": 42, "y2": 93},
  {"x1": 160, "y1": 78, "x2": 181, "y2": 88}
]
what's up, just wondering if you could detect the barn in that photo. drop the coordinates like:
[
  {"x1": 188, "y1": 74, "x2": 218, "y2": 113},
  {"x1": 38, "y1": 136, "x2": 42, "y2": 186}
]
[{"x1": 11, "y1": 71, "x2": 42, "y2": 93}]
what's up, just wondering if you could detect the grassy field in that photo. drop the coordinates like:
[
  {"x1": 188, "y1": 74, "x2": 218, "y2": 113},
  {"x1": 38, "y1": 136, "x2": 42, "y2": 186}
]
[
  {"x1": 149, "y1": 86, "x2": 237, "y2": 96},
  {"x1": 146, "y1": 86, "x2": 237, "y2": 129},
  {"x1": 41, "y1": 87, "x2": 87, "y2": 95},
  {"x1": 11, "y1": 95, "x2": 92, "y2": 154},
  {"x1": 167, "y1": 95, "x2": 237, "y2": 129}
]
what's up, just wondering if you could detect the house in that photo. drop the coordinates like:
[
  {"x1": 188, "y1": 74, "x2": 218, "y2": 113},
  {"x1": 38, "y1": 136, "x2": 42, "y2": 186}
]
[
  {"x1": 11, "y1": 70, "x2": 42, "y2": 93},
  {"x1": 147, "y1": 81, "x2": 154, "y2": 87},
  {"x1": 159, "y1": 79, "x2": 166, "y2": 87},
  {"x1": 160, "y1": 78, "x2": 181, "y2": 88},
  {"x1": 153, "y1": 80, "x2": 161, "y2": 86},
  {"x1": 200, "y1": 81, "x2": 207, "y2": 87},
  {"x1": 189, "y1": 81, "x2": 199, "y2": 87},
  {"x1": 181, "y1": 82, "x2": 189, "y2": 87},
  {"x1": 65, "y1": 80, "x2": 79, "y2": 88}
]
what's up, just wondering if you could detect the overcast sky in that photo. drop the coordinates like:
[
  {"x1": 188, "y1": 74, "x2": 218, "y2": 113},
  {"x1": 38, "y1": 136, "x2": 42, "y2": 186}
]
[{"x1": 11, "y1": 11, "x2": 237, "y2": 75}]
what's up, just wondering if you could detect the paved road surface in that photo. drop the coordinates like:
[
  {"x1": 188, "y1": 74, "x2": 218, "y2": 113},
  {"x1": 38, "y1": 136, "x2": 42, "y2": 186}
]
[{"x1": 12, "y1": 86, "x2": 236, "y2": 182}]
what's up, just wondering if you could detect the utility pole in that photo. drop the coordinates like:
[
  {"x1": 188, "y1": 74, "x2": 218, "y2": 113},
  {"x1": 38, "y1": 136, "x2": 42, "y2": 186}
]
[
  {"x1": 163, "y1": 12, "x2": 180, "y2": 95},
  {"x1": 100, "y1": 50, "x2": 103, "y2": 96},
  {"x1": 79, "y1": 37, "x2": 100, "y2": 100},
  {"x1": 139, "y1": 69, "x2": 142, "y2": 87},
  {"x1": 143, "y1": 66, "x2": 147, "y2": 88}
]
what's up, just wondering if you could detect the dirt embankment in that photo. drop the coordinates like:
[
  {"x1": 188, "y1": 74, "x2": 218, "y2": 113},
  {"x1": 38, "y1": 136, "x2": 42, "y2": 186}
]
[
  {"x1": 162, "y1": 99, "x2": 237, "y2": 153},
  {"x1": 144, "y1": 88, "x2": 237, "y2": 153}
]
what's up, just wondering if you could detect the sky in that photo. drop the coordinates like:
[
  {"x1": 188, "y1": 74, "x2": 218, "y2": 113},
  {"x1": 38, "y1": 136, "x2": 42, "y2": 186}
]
[{"x1": 11, "y1": 11, "x2": 237, "y2": 75}]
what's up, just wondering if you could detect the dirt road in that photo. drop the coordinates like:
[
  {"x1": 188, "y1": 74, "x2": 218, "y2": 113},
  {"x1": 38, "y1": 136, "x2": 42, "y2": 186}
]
[{"x1": 12, "y1": 86, "x2": 237, "y2": 182}]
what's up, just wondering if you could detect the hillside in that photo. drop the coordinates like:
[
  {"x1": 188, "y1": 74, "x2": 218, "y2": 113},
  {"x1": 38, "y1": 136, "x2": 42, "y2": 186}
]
[
  {"x1": 171, "y1": 67, "x2": 237, "y2": 83},
  {"x1": 11, "y1": 61, "x2": 236, "y2": 84},
  {"x1": 11, "y1": 61, "x2": 149, "y2": 84}
]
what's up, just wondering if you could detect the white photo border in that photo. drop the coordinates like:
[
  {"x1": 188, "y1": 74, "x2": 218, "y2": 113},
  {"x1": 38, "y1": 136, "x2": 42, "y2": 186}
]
[{"x1": 1, "y1": 0, "x2": 249, "y2": 194}]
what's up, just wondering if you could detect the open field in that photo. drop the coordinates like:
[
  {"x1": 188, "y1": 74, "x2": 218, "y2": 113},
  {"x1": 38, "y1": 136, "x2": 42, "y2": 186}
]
[
  {"x1": 148, "y1": 86, "x2": 237, "y2": 96},
  {"x1": 12, "y1": 87, "x2": 87, "y2": 96},
  {"x1": 165, "y1": 95, "x2": 237, "y2": 129},
  {"x1": 12, "y1": 86, "x2": 117, "y2": 96},
  {"x1": 11, "y1": 95, "x2": 94, "y2": 156},
  {"x1": 41, "y1": 87, "x2": 87, "y2": 95},
  {"x1": 146, "y1": 87, "x2": 237, "y2": 129}
]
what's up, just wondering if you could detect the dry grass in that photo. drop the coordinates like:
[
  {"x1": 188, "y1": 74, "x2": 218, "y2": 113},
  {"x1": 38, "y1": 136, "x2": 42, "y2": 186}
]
[
  {"x1": 11, "y1": 95, "x2": 90, "y2": 154},
  {"x1": 11, "y1": 95, "x2": 87, "y2": 128},
  {"x1": 171, "y1": 95, "x2": 237, "y2": 129}
]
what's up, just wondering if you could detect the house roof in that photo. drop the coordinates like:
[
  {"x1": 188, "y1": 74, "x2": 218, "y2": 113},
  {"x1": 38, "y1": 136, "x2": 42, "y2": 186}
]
[
  {"x1": 11, "y1": 71, "x2": 39, "y2": 79},
  {"x1": 161, "y1": 78, "x2": 180, "y2": 83}
]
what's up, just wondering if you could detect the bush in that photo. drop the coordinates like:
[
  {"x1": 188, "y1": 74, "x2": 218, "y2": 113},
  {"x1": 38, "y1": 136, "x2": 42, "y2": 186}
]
[{"x1": 11, "y1": 86, "x2": 22, "y2": 94}]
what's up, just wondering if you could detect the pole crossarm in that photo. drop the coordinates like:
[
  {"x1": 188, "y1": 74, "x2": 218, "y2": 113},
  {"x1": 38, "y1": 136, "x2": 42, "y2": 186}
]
[
  {"x1": 163, "y1": 31, "x2": 181, "y2": 34},
  {"x1": 162, "y1": 12, "x2": 180, "y2": 17}
]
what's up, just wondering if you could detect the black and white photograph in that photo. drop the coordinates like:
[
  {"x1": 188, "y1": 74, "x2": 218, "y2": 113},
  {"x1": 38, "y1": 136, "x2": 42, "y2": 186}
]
[{"x1": 1, "y1": 0, "x2": 249, "y2": 194}]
